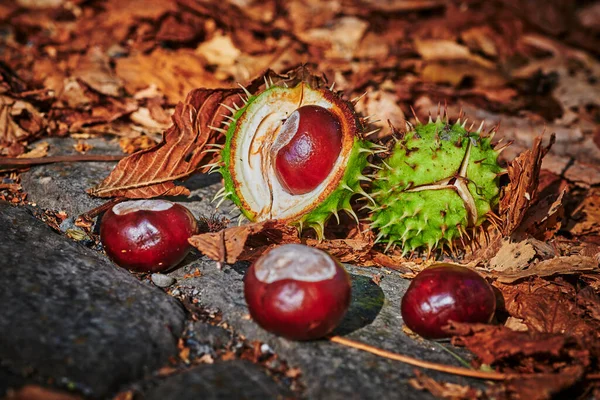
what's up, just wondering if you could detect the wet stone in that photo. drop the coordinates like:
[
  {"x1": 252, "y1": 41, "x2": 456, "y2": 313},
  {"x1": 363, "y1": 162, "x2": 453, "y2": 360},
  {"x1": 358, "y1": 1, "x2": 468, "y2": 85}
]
[
  {"x1": 145, "y1": 360, "x2": 291, "y2": 400},
  {"x1": 0, "y1": 202, "x2": 185, "y2": 398}
]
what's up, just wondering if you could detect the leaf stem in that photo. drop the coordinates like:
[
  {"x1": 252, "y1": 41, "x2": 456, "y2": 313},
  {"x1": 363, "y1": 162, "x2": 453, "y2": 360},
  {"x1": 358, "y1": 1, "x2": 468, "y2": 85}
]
[{"x1": 0, "y1": 154, "x2": 124, "y2": 168}]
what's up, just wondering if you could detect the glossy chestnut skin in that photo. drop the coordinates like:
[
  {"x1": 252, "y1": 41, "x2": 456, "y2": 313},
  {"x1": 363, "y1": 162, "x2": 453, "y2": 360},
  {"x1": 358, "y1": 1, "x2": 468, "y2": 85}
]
[
  {"x1": 244, "y1": 244, "x2": 351, "y2": 340},
  {"x1": 100, "y1": 200, "x2": 197, "y2": 273},
  {"x1": 401, "y1": 264, "x2": 496, "y2": 339},
  {"x1": 274, "y1": 105, "x2": 343, "y2": 195}
]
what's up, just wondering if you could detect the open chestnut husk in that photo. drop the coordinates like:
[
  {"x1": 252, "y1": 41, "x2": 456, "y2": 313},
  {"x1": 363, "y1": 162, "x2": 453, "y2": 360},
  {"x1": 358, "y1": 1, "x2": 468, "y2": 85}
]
[{"x1": 244, "y1": 244, "x2": 351, "y2": 341}]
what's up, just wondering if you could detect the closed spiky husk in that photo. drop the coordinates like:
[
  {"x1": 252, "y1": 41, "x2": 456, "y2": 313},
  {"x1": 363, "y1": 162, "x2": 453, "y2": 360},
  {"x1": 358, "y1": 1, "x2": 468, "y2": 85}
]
[{"x1": 368, "y1": 116, "x2": 504, "y2": 254}]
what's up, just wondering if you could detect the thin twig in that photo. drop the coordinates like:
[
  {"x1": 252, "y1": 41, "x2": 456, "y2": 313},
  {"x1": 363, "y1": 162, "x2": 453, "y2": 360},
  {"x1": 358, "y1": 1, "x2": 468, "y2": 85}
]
[
  {"x1": 329, "y1": 336, "x2": 512, "y2": 380},
  {"x1": 0, "y1": 154, "x2": 124, "y2": 167},
  {"x1": 329, "y1": 336, "x2": 600, "y2": 381}
]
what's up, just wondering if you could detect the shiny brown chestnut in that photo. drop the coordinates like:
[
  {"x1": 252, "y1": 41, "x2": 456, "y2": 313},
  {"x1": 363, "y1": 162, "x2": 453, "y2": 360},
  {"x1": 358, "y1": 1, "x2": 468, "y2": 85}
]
[
  {"x1": 400, "y1": 264, "x2": 496, "y2": 339},
  {"x1": 274, "y1": 105, "x2": 344, "y2": 195},
  {"x1": 244, "y1": 244, "x2": 351, "y2": 340},
  {"x1": 100, "y1": 199, "x2": 197, "y2": 272}
]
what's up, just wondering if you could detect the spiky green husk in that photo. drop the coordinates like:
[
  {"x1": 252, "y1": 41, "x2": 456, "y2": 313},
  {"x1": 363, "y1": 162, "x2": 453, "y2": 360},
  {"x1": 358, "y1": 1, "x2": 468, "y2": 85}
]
[
  {"x1": 369, "y1": 119, "x2": 503, "y2": 253},
  {"x1": 217, "y1": 84, "x2": 373, "y2": 237}
]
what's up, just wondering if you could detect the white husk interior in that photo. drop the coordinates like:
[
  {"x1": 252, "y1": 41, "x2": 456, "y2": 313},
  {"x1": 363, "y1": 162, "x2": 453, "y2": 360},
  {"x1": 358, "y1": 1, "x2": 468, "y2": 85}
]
[{"x1": 234, "y1": 86, "x2": 349, "y2": 221}]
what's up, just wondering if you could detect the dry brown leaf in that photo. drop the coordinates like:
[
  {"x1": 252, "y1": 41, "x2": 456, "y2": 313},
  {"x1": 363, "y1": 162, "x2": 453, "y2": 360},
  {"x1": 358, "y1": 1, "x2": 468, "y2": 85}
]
[
  {"x1": 503, "y1": 365, "x2": 585, "y2": 400},
  {"x1": 448, "y1": 322, "x2": 579, "y2": 368},
  {"x1": 299, "y1": 16, "x2": 369, "y2": 60},
  {"x1": 188, "y1": 218, "x2": 388, "y2": 267},
  {"x1": 72, "y1": 46, "x2": 123, "y2": 97},
  {"x1": 495, "y1": 255, "x2": 599, "y2": 283},
  {"x1": 88, "y1": 88, "x2": 241, "y2": 198},
  {"x1": 577, "y1": 286, "x2": 600, "y2": 321},
  {"x1": 564, "y1": 160, "x2": 600, "y2": 187},
  {"x1": 515, "y1": 189, "x2": 565, "y2": 241},
  {"x1": 414, "y1": 38, "x2": 495, "y2": 69},
  {"x1": 48, "y1": 80, "x2": 138, "y2": 136},
  {"x1": 408, "y1": 370, "x2": 482, "y2": 399},
  {"x1": 504, "y1": 316, "x2": 528, "y2": 332},
  {"x1": 496, "y1": 276, "x2": 600, "y2": 337},
  {"x1": 16, "y1": 141, "x2": 49, "y2": 158},
  {"x1": 115, "y1": 48, "x2": 228, "y2": 103},
  {"x1": 0, "y1": 96, "x2": 46, "y2": 153},
  {"x1": 500, "y1": 134, "x2": 555, "y2": 236},
  {"x1": 118, "y1": 136, "x2": 157, "y2": 155},
  {"x1": 308, "y1": 238, "x2": 374, "y2": 265},
  {"x1": 196, "y1": 34, "x2": 241, "y2": 67},
  {"x1": 73, "y1": 140, "x2": 92, "y2": 154},
  {"x1": 568, "y1": 188, "x2": 600, "y2": 238},
  {"x1": 421, "y1": 63, "x2": 506, "y2": 88},
  {"x1": 189, "y1": 220, "x2": 299, "y2": 265},
  {"x1": 489, "y1": 239, "x2": 542, "y2": 272}
]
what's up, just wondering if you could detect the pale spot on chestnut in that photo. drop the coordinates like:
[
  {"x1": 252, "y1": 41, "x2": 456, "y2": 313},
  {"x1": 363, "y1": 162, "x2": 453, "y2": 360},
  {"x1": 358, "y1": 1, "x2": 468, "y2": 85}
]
[
  {"x1": 254, "y1": 244, "x2": 337, "y2": 283},
  {"x1": 112, "y1": 199, "x2": 174, "y2": 215}
]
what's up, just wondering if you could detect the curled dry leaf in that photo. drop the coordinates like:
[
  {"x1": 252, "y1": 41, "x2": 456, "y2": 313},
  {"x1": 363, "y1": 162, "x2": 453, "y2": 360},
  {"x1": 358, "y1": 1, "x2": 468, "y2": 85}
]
[
  {"x1": 187, "y1": 219, "x2": 412, "y2": 270},
  {"x1": 88, "y1": 88, "x2": 242, "y2": 198},
  {"x1": 568, "y1": 188, "x2": 600, "y2": 239},
  {"x1": 494, "y1": 254, "x2": 599, "y2": 283},
  {"x1": 408, "y1": 370, "x2": 482, "y2": 400},
  {"x1": 0, "y1": 95, "x2": 47, "y2": 155},
  {"x1": 73, "y1": 46, "x2": 123, "y2": 97},
  {"x1": 188, "y1": 220, "x2": 297, "y2": 265},
  {"x1": 448, "y1": 322, "x2": 583, "y2": 369},
  {"x1": 515, "y1": 188, "x2": 565, "y2": 241},
  {"x1": 495, "y1": 275, "x2": 600, "y2": 337},
  {"x1": 500, "y1": 134, "x2": 555, "y2": 236},
  {"x1": 502, "y1": 365, "x2": 585, "y2": 400}
]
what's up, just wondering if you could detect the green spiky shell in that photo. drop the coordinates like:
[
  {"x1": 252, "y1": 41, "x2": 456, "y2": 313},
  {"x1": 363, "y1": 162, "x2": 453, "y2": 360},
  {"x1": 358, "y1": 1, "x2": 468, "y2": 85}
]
[
  {"x1": 369, "y1": 118, "x2": 503, "y2": 253},
  {"x1": 217, "y1": 83, "x2": 373, "y2": 237}
]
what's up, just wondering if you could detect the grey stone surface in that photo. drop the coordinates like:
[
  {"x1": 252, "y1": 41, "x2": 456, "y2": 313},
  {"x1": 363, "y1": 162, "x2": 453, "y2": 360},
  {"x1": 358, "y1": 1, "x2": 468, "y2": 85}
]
[
  {"x1": 188, "y1": 322, "x2": 231, "y2": 349},
  {"x1": 0, "y1": 202, "x2": 185, "y2": 398},
  {"x1": 146, "y1": 360, "x2": 292, "y2": 400},
  {"x1": 20, "y1": 137, "x2": 238, "y2": 221},
  {"x1": 151, "y1": 273, "x2": 176, "y2": 288},
  {"x1": 20, "y1": 137, "x2": 122, "y2": 217},
  {"x1": 169, "y1": 261, "x2": 484, "y2": 400}
]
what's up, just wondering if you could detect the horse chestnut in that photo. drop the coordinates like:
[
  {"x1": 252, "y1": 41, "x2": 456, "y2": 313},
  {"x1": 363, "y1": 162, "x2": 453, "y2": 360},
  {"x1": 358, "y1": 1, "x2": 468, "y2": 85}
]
[
  {"x1": 244, "y1": 244, "x2": 351, "y2": 340},
  {"x1": 401, "y1": 264, "x2": 496, "y2": 339},
  {"x1": 100, "y1": 199, "x2": 197, "y2": 272},
  {"x1": 274, "y1": 105, "x2": 343, "y2": 195}
]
